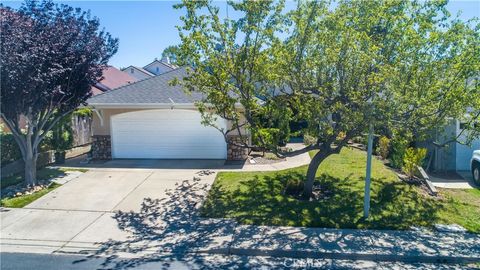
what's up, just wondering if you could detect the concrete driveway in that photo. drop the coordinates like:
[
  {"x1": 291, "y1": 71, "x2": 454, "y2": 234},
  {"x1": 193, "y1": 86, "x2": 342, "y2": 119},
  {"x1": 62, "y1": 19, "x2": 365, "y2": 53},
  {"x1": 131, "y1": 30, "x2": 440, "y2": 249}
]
[{"x1": 1, "y1": 160, "x2": 234, "y2": 255}]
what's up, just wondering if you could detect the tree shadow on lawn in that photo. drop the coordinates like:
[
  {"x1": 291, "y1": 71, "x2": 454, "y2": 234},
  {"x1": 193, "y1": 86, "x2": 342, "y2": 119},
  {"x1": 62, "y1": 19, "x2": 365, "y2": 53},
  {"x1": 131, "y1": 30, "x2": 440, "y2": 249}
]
[{"x1": 201, "y1": 171, "x2": 443, "y2": 230}]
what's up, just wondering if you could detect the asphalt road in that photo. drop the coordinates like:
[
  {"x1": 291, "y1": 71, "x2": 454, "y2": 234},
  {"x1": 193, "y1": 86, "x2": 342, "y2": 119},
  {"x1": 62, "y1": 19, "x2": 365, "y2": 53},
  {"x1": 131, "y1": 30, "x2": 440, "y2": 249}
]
[{"x1": 0, "y1": 252, "x2": 469, "y2": 270}]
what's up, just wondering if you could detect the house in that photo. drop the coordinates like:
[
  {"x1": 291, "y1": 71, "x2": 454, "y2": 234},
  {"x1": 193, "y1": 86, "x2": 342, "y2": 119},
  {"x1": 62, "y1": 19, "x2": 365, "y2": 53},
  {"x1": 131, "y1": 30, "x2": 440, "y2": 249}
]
[
  {"x1": 431, "y1": 119, "x2": 480, "y2": 172},
  {"x1": 91, "y1": 66, "x2": 137, "y2": 95},
  {"x1": 86, "y1": 67, "x2": 248, "y2": 161},
  {"x1": 122, "y1": 57, "x2": 177, "y2": 81}
]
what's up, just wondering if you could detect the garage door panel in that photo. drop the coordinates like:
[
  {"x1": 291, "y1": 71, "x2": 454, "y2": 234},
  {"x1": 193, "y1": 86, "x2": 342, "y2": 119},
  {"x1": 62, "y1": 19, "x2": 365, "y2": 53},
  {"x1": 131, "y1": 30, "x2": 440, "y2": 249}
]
[{"x1": 111, "y1": 110, "x2": 227, "y2": 159}]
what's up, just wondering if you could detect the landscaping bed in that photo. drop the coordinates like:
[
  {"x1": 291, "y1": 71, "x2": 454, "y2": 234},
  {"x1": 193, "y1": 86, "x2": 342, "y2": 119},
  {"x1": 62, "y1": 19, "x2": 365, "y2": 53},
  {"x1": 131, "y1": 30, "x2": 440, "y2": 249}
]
[
  {"x1": 1, "y1": 167, "x2": 87, "y2": 208},
  {"x1": 201, "y1": 147, "x2": 480, "y2": 233}
]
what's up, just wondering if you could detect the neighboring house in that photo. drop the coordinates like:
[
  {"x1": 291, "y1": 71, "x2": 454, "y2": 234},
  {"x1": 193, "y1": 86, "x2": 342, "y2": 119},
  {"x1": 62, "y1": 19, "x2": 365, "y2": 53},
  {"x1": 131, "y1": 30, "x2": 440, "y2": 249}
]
[
  {"x1": 87, "y1": 67, "x2": 248, "y2": 161},
  {"x1": 122, "y1": 57, "x2": 177, "y2": 81},
  {"x1": 91, "y1": 66, "x2": 137, "y2": 95},
  {"x1": 431, "y1": 119, "x2": 480, "y2": 172}
]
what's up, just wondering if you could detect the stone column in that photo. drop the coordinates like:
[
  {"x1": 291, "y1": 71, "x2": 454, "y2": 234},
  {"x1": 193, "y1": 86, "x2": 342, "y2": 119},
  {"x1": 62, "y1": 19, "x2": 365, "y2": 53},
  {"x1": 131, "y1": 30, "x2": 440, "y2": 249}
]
[
  {"x1": 91, "y1": 135, "x2": 111, "y2": 160},
  {"x1": 227, "y1": 135, "x2": 248, "y2": 161}
]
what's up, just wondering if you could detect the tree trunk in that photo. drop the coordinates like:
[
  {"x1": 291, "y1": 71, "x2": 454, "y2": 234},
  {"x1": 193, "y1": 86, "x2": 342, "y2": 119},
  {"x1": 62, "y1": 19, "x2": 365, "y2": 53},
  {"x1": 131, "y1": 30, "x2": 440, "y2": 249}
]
[
  {"x1": 24, "y1": 132, "x2": 37, "y2": 186},
  {"x1": 303, "y1": 149, "x2": 330, "y2": 198}
]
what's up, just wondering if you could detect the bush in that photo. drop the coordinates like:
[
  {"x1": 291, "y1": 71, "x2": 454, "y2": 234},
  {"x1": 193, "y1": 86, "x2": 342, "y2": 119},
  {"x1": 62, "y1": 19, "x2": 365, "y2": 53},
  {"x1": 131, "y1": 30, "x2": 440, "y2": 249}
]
[
  {"x1": 285, "y1": 178, "x2": 304, "y2": 196},
  {"x1": 1, "y1": 133, "x2": 22, "y2": 165},
  {"x1": 390, "y1": 137, "x2": 408, "y2": 169},
  {"x1": 402, "y1": 147, "x2": 427, "y2": 178},
  {"x1": 303, "y1": 134, "x2": 317, "y2": 146},
  {"x1": 377, "y1": 136, "x2": 390, "y2": 159}
]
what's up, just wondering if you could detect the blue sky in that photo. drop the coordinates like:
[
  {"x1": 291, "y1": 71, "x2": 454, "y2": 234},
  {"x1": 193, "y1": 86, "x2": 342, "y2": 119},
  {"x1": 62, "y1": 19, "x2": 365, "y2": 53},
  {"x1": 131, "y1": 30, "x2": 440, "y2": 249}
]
[{"x1": 4, "y1": 1, "x2": 480, "y2": 68}]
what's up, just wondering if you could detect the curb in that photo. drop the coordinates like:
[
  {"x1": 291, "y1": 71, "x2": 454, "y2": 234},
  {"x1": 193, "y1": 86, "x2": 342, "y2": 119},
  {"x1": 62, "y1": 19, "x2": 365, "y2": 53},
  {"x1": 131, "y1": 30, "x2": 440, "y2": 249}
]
[{"x1": 222, "y1": 248, "x2": 480, "y2": 264}]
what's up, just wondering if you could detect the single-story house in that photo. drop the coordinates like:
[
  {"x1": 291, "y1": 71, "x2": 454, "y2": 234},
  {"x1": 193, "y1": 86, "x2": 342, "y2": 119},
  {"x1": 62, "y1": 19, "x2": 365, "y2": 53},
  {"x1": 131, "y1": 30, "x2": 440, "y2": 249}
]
[{"x1": 87, "y1": 67, "x2": 248, "y2": 161}]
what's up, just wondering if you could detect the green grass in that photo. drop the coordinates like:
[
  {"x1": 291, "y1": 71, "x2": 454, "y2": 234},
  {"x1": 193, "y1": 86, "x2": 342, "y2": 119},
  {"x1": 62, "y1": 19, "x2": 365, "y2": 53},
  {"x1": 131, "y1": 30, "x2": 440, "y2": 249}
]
[
  {"x1": 0, "y1": 183, "x2": 61, "y2": 208},
  {"x1": 202, "y1": 147, "x2": 480, "y2": 232},
  {"x1": 1, "y1": 167, "x2": 87, "y2": 189}
]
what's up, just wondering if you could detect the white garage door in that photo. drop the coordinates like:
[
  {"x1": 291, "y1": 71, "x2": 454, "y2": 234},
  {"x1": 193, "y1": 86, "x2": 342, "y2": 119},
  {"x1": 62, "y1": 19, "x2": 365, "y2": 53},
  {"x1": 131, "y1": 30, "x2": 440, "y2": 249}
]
[{"x1": 111, "y1": 109, "x2": 227, "y2": 159}]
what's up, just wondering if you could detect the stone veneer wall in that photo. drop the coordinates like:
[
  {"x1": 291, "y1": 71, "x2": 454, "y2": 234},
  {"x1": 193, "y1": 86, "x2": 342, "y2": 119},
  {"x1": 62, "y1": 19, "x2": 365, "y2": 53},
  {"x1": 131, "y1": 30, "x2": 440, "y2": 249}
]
[
  {"x1": 91, "y1": 135, "x2": 111, "y2": 160},
  {"x1": 227, "y1": 135, "x2": 248, "y2": 161}
]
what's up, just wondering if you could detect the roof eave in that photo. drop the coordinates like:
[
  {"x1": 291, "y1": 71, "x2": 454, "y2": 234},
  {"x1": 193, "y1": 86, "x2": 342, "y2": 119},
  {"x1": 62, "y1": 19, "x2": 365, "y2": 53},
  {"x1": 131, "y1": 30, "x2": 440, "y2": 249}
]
[{"x1": 88, "y1": 103, "x2": 244, "y2": 110}]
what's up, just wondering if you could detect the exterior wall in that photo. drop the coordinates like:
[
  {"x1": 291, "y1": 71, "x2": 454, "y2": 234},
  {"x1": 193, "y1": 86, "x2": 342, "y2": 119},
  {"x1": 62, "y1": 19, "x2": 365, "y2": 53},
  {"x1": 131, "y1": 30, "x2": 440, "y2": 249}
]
[
  {"x1": 143, "y1": 62, "x2": 173, "y2": 75},
  {"x1": 455, "y1": 120, "x2": 480, "y2": 171},
  {"x1": 123, "y1": 67, "x2": 152, "y2": 80},
  {"x1": 433, "y1": 119, "x2": 480, "y2": 171}
]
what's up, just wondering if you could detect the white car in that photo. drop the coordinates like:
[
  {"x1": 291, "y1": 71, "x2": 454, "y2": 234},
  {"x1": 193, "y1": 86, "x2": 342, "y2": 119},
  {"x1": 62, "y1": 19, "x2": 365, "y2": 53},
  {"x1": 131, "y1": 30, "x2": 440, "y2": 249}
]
[{"x1": 472, "y1": 150, "x2": 480, "y2": 185}]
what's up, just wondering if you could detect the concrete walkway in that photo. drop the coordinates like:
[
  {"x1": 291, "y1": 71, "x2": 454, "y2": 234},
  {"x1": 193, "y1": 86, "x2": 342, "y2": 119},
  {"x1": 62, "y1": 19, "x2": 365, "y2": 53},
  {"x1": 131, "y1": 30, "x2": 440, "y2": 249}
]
[{"x1": 428, "y1": 171, "x2": 477, "y2": 189}]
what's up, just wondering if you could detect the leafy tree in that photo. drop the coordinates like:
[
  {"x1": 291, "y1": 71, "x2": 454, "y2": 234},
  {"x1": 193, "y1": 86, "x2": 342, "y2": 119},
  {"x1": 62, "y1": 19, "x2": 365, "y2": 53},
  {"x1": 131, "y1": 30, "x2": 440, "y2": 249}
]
[
  {"x1": 284, "y1": 0, "x2": 479, "y2": 196},
  {"x1": 174, "y1": 0, "x2": 286, "y2": 150},
  {"x1": 161, "y1": 45, "x2": 188, "y2": 66},
  {"x1": 0, "y1": 0, "x2": 118, "y2": 185},
  {"x1": 176, "y1": 0, "x2": 479, "y2": 198}
]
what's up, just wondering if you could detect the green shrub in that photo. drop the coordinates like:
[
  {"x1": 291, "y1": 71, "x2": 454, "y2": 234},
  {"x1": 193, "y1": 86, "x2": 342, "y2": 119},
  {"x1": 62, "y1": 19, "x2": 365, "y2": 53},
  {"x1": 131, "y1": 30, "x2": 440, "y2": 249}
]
[
  {"x1": 377, "y1": 136, "x2": 390, "y2": 159},
  {"x1": 402, "y1": 147, "x2": 427, "y2": 178},
  {"x1": 303, "y1": 134, "x2": 317, "y2": 146},
  {"x1": 1, "y1": 133, "x2": 22, "y2": 165},
  {"x1": 48, "y1": 115, "x2": 74, "y2": 153},
  {"x1": 390, "y1": 137, "x2": 408, "y2": 169}
]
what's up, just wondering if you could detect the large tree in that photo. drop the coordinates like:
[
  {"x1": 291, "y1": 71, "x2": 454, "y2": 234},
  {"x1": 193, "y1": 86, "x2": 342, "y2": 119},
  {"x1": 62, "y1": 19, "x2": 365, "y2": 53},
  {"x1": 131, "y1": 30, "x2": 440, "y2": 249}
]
[
  {"x1": 177, "y1": 0, "x2": 479, "y2": 198},
  {"x1": 1, "y1": 0, "x2": 118, "y2": 185}
]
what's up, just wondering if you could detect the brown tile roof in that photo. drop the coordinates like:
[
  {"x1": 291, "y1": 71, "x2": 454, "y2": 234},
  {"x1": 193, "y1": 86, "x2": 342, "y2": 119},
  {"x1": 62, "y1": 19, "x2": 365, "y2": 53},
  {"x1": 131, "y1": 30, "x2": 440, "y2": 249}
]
[{"x1": 91, "y1": 66, "x2": 137, "y2": 96}]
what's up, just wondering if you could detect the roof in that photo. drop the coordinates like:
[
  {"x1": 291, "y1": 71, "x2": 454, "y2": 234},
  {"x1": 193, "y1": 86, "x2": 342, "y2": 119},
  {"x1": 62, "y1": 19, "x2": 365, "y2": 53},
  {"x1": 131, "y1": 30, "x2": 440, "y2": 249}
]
[
  {"x1": 121, "y1": 65, "x2": 155, "y2": 77},
  {"x1": 143, "y1": 59, "x2": 178, "y2": 70},
  {"x1": 91, "y1": 66, "x2": 137, "y2": 95},
  {"x1": 87, "y1": 67, "x2": 205, "y2": 106}
]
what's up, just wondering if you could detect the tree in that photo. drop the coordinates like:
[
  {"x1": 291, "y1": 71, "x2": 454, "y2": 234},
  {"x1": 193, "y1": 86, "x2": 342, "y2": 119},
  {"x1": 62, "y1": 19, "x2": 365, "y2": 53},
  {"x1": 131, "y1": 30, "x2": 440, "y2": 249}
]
[
  {"x1": 174, "y1": 0, "x2": 286, "y2": 150},
  {"x1": 161, "y1": 45, "x2": 187, "y2": 66},
  {"x1": 0, "y1": 0, "x2": 118, "y2": 185},
  {"x1": 284, "y1": 0, "x2": 479, "y2": 196},
  {"x1": 176, "y1": 0, "x2": 479, "y2": 198}
]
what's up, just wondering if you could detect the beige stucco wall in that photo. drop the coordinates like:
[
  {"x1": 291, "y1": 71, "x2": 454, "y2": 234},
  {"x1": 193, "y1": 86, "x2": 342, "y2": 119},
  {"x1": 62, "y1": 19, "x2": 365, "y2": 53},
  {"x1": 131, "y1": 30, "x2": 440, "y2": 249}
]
[{"x1": 92, "y1": 108, "x2": 248, "y2": 137}]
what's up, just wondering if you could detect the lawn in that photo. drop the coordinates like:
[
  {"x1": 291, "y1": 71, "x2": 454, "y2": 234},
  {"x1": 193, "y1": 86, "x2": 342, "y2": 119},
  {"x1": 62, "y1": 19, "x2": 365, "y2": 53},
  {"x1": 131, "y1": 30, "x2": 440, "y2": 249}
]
[
  {"x1": 1, "y1": 167, "x2": 88, "y2": 208},
  {"x1": 201, "y1": 147, "x2": 480, "y2": 232}
]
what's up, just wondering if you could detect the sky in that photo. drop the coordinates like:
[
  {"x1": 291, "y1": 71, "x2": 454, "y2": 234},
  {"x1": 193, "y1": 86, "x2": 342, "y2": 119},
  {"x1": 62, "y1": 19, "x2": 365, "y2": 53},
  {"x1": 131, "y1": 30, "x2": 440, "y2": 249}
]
[{"x1": 4, "y1": 1, "x2": 480, "y2": 69}]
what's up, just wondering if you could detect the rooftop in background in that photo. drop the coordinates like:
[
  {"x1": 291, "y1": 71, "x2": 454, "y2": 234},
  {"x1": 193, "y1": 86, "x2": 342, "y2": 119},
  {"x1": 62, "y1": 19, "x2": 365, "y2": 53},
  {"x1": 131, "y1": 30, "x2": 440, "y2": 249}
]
[
  {"x1": 91, "y1": 66, "x2": 137, "y2": 96},
  {"x1": 87, "y1": 67, "x2": 204, "y2": 106}
]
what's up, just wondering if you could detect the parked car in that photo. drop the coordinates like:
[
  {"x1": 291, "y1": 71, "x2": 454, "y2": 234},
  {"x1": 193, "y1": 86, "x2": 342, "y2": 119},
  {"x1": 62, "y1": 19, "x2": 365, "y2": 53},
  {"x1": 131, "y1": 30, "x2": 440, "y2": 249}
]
[{"x1": 472, "y1": 150, "x2": 480, "y2": 185}]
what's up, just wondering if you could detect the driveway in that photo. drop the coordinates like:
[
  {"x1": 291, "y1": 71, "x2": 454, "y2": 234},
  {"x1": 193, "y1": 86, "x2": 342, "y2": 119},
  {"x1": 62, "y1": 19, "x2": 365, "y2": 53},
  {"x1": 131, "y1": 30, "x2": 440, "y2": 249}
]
[{"x1": 1, "y1": 161, "x2": 235, "y2": 256}]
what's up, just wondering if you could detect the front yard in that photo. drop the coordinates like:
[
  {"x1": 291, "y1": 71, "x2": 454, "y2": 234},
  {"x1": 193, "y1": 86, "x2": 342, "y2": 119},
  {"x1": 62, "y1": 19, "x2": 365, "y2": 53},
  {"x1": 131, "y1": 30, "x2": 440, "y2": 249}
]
[
  {"x1": 0, "y1": 167, "x2": 87, "y2": 208},
  {"x1": 201, "y1": 147, "x2": 480, "y2": 233}
]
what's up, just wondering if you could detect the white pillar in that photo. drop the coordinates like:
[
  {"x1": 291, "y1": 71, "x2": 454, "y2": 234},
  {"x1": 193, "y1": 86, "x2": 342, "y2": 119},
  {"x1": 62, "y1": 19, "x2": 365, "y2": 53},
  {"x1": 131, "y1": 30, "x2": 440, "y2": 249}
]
[{"x1": 364, "y1": 123, "x2": 374, "y2": 218}]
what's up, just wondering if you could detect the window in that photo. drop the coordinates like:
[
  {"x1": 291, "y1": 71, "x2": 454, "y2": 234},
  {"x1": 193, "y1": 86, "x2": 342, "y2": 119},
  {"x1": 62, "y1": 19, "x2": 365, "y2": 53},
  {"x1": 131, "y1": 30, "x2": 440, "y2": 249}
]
[
  {"x1": 130, "y1": 69, "x2": 134, "y2": 74},
  {"x1": 156, "y1": 67, "x2": 159, "y2": 73}
]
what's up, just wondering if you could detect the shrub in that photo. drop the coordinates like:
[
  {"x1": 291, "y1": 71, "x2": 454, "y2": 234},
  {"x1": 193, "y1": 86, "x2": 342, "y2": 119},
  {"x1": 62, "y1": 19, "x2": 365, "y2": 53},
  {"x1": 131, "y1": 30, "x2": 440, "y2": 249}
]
[
  {"x1": 285, "y1": 178, "x2": 304, "y2": 196},
  {"x1": 1, "y1": 133, "x2": 22, "y2": 165},
  {"x1": 377, "y1": 136, "x2": 390, "y2": 159},
  {"x1": 402, "y1": 147, "x2": 427, "y2": 178},
  {"x1": 390, "y1": 137, "x2": 408, "y2": 169},
  {"x1": 303, "y1": 134, "x2": 317, "y2": 146}
]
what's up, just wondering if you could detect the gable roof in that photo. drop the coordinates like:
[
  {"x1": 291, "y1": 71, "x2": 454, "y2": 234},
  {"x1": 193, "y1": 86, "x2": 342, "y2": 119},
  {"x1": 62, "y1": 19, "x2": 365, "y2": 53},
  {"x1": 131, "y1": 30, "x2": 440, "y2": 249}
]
[
  {"x1": 143, "y1": 59, "x2": 178, "y2": 70},
  {"x1": 87, "y1": 67, "x2": 204, "y2": 106},
  {"x1": 121, "y1": 65, "x2": 155, "y2": 77}
]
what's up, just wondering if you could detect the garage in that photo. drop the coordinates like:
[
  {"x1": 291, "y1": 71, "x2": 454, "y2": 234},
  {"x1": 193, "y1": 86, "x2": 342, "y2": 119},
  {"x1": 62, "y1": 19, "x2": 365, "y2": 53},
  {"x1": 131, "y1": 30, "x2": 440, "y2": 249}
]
[{"x1": 111, "y1": 109, "x2": 227, "y2": 159}]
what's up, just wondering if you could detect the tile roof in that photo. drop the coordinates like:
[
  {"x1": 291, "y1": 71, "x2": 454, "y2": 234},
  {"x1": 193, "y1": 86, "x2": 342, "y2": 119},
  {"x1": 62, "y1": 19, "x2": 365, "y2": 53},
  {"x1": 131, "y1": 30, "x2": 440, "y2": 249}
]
[
  {"x1": 91, "y1": 66, "x2": 137, "y2": 95},
  {"x1": 87, "y1": 67, "x2": 204, "y2": 105}
]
